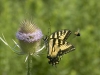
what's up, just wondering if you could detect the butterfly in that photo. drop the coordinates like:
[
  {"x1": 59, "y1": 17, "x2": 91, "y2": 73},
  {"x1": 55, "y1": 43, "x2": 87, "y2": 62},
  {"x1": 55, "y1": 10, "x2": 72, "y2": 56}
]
[{"x1": 44, "y1": 29, "x2": 75, "y2": 66}]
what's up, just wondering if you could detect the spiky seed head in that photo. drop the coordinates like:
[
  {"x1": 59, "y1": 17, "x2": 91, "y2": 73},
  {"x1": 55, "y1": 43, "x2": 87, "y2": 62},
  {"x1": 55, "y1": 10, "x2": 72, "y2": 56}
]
[{"x1": 16, "y1": 20, "x2": 43, "y2": 54}]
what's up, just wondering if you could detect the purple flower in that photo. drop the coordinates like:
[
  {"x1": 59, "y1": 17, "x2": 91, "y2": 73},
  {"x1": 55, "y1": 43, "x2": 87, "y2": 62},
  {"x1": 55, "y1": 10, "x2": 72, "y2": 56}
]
[{"x1": 16, "y1": 29, "x2": 43, "y2": 43}]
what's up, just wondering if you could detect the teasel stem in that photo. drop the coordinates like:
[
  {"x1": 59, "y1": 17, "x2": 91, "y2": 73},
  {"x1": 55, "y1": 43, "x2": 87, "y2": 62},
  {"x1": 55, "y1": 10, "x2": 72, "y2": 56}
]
[{"x1": 27, "y1": 53, "x2": 32, "y2": 75}]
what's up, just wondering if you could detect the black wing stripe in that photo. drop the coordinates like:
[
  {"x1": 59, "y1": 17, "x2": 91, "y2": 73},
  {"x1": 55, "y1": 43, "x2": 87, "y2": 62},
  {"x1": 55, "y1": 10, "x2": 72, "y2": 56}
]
[
  {"x1": 58, "y1": 39, "x2": 61, "y2": 47},
  {"x1": 52, "y1": 39, "x2": 56, "y2": 52},
  {"x1": 63, "y1": 30, "x2": 71, "y2": 40},
  {"x1": 57, "y1": 31, "x2": 59, "y2": 39},
  {"x1": 64, "y1": 29, "x2": 66, "y2": 34},
  {"x1": 60, "y1": 30, "x2": 62, "y2": 36},
  {"x1": 52, "y1": 33, "x2": 55, "y2": 38}
]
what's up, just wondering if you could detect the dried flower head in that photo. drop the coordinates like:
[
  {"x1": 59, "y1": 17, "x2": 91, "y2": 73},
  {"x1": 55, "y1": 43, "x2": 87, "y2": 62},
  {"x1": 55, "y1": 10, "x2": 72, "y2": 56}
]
[{"x1": 16, "y1": 20, "x2": 44, "y2": 54}]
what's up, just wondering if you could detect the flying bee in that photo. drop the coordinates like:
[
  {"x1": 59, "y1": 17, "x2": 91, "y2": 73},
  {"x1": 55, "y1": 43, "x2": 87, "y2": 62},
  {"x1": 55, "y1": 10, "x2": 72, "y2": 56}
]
[{"x1": 74, "y1": 29, "x2": 80, "y2": 36}]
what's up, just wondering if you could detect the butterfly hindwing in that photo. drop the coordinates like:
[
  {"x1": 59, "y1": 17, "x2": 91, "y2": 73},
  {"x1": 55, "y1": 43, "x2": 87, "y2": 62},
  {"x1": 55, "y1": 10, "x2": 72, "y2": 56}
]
[
  {"x1": 47, "y1": 39, "x2": 75, "y2": 66},
  {"x1": 58, "y1": 40, "x2": 75, "y2": 56}
]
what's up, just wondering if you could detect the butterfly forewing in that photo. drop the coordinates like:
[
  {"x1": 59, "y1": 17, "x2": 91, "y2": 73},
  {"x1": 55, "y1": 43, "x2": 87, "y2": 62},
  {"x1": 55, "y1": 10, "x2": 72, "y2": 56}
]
[
  {"x1": 47, "y1": 39, "x2": 60, "y2": 58},
  {"x1": 50, "y1": 29, "x2": 71, "y2": 40}
]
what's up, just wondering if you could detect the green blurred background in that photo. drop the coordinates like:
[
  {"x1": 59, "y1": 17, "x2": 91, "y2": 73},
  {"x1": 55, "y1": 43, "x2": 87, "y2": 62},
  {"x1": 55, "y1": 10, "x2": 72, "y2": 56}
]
[{"x1": 0, "y1": 0, "x2": 100, "y2": 75}]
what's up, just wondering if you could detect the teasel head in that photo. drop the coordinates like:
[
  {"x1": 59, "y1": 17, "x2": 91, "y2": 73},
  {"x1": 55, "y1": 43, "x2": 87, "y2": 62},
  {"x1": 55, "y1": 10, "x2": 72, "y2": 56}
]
[{"x1": 16, "y1": 20, "x2": 44, "y2": 55}]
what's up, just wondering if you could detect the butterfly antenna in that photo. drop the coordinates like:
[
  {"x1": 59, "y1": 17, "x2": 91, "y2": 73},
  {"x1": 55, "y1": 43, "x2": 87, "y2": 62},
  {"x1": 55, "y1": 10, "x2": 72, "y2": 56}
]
[
  {"x1": 43, "y1": 21, "x2": 51, "y2": 42},
  {"x1": 48, "y1": 20, "x2": 51, "y2": 35}
]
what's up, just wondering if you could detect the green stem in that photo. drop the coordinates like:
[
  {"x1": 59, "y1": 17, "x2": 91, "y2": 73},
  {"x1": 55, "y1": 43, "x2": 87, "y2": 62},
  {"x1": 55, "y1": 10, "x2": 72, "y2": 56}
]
[{"x1": 27, "y1": 54, "x2": 32, "y2": 75}]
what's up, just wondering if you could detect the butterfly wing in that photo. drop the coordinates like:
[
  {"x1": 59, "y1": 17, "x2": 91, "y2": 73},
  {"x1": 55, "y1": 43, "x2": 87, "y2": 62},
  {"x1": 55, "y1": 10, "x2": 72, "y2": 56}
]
[
  {"x1": 58, "y1": 40, "x2": 75, "y2": 56},
  {"x1": 47, "y1": 39, "x2": 61, "y2": 66},
  {"x1": 43, "y1": 29, "x2": 71, "y2": 50},
  {"x1": 47, "y1": 39, "x2": 75, "y2": 66},
  {"x1": 50, "y1": 29, "x2": 71, "y2": 40},
  {"x1": 47, "y1": 39, "x2": 60, "y2": 58}
]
